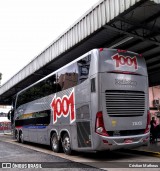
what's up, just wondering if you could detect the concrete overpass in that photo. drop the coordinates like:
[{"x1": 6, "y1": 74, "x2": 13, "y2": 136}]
[{"x1": 0, "y1": 0, "x2": 160, "y2": 105}]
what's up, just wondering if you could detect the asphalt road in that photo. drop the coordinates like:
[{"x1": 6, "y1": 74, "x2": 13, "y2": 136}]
[
  {"x1": 0, "y1": 135, "x2": 102, "y2": 171},
  {"x1": 0, "y1": 134, "x2": 160, "y2": 171}
]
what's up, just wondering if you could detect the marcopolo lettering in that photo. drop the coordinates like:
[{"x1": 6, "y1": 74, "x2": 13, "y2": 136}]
[
  {"x1": 112, "y1": 53, "x2": 138, "y2": 70},
  {"x1": 50, "y1": 89, "x2": 75, "y2": 124},
  {"x1": 115, "y1": 79, "x2": 137, "y2": 86}
]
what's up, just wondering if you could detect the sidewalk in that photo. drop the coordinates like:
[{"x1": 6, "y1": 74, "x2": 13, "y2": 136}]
[{"x1": 131, "y1": 139, "x2": 160, "y2": 155}]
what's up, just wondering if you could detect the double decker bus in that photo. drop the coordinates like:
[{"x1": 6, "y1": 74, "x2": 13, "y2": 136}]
[{"x1": 13, "y1": 48, "x2": 150, "y2": 155}]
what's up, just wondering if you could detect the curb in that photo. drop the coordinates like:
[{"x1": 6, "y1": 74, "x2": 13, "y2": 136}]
[
  {"x1": 4, "y1": 133, "x2": 12, "y2": 135},
  {"x1": 2, "y1": 133, "x2": 12, "y2": 136}
]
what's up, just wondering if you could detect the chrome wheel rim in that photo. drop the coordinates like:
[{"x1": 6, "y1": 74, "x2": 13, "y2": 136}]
[
  {"x1": 63, "y1": 136, "x2": 70, "y2": 151},
  {"x1": 52, "y1": 136, "x2": 58, "y2": 150},
  {"x1": 16, "y1": 132, "x2": 19, "y2": 141},
  {"x1": 20, "y1": 133, "x2": 23, "y2": 143}
]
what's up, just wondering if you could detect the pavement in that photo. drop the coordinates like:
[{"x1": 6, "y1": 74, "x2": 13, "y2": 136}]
[
  {"x1": 1, "y1": 132, "x2": 160, "y2": 157},
  {"x1": 131, "y1": 139, "x2": 160, "y2": 156}
]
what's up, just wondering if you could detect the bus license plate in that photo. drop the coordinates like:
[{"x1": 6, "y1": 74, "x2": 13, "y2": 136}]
[{"x1": 124, "y1": 139, "x2": 133, "y2": 143}]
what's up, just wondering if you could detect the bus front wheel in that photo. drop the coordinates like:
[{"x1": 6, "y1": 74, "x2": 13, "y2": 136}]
[
  {"x1": 62, "y1": 133, "x2": 72, "y2": 155},
  {"x1": 15, "y1": 131, "x2": 19, "y2": 142},
  {"x1": 19, "y1": 131, "x2": 24, "y2": 143}
]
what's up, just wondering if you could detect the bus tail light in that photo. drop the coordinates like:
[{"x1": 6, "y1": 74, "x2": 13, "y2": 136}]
[
  {"x1": 144, "y1": 110, "x2": 150, "y2": 134},
  {"x1": 95, "y1": 111, "x2": 109, "y2": 136},
  {"x1": 99, "y1": 48, "x2": 104, "y2": 51}
]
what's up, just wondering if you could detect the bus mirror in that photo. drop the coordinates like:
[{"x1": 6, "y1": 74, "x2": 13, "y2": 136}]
[{"x1": 7, "y1": 109, "x2": 15, "y2": 124}]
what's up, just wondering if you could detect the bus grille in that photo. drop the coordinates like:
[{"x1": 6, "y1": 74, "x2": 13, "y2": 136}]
[{"x1": 105, "y1": 90, "x2": 145, "y2": 117}]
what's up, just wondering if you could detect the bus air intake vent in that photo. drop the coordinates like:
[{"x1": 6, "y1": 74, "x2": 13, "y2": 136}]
[
  {"x1": 105, "y1": 90, "x2": 145, "y2": 117},
  {"x1": 77, "y1": 121, "x2": 92, "y2": 148}
]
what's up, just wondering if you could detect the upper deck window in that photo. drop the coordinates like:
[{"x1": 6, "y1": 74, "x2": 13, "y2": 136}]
[{"x1": 77, "y1": 55, "x2": 91, "y2": 83}]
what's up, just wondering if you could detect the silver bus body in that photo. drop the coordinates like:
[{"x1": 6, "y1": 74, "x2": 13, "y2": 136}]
[{"x1": 14, "y1": 48, "x2": 150, "y2": 153}]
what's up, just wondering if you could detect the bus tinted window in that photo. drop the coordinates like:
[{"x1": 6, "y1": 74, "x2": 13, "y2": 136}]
[
  {"x1": 16, "y1": 55, "x2": 91, "y2": 109},
  {"x1": 16, "y1": 74, "x2": 57, "y2": 108},
  {"x1": 15, "y1": 110, "x2": 50, "y2": 126},
  {"x1": 57, "y1": 63, "x2": 78, "y2": 91},
  {"x1": 44, "y1": 74, "x2": 60, "y2": 95},
  {"x1": 77, "y1": 55, "x2": 91, "y2": 83}
]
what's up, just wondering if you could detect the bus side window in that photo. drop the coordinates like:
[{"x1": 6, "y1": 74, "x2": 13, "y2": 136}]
[
  {"x1": 45, "y1": 74, "x2": 60, "y2": 95},
  {"x1": 36, "y1": 110, "x2": 50, "y2": 125},
  {"x1": 57, "y1": 63, "x2": 78, "y2": 91},
  {"x1": 77, "y1": 55, "x2": 91, "y2": 83}
]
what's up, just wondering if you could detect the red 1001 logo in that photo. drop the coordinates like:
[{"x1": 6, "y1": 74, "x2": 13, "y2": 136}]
[
  {"x1": 50, "y1": 89, "x2": 75, "y2": 124},
  {"x1": 112, "y1": 53, "x2": 138, "y2": 70}
]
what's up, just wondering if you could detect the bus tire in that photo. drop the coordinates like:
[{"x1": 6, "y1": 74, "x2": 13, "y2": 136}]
[
  {"x1": 62, "y1": 133, "x2": 72, "y2": 155},
  {"x1": 15, "y1": 130, "x2": 20, "y2": 142},
  {"x1": 19, "y1": 131, "x2": 25, "y2": 143},
  {"x1": 51, "y1": 133, "x2": 60, "y2": 153}
]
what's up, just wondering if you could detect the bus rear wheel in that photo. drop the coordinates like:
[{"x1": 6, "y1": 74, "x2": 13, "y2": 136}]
[
  {"x1": 51, "y1": 133, "x2": 60, "y2": 153},
  {"x1": 15, "y1": 131, "x2": 19, "y2": 142},
  {"x1": 62, "y1": 133, "x2": 72, "y2": 155}
]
